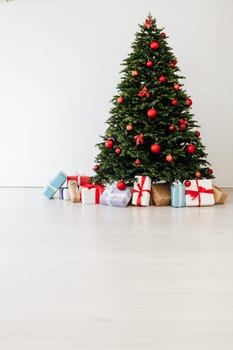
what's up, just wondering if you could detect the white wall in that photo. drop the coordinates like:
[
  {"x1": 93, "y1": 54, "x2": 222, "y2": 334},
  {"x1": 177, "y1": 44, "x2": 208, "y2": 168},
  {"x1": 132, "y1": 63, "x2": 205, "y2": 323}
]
[{"x1": 0, "y1": 0, "x2": 232, "y2": 186}]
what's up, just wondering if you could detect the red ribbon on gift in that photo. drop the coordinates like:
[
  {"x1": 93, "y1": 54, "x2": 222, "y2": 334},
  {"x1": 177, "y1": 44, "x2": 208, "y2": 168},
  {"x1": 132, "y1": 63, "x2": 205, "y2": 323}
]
[
  {"x1": 133, "y1": 176, "x2": 151, "y2": 206},
  {"x1": 185, "y1": 180, "x2": 214, "y2": 207},
  {"x1": 81, "y1": 184, "x2": 105, "y2": 204},
  {"x1": 134, "y1": 134, "x2": 144, "y2": 145},
  {"x1": 138, "y1": 86, "x2": 150, "y2": 98}
]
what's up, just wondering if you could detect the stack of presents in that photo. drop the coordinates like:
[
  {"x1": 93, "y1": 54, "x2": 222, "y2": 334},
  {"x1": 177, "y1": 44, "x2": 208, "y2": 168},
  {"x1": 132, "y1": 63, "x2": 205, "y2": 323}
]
[{"x1": 43, "y1": 171, "x2": 228, "y2": 207}]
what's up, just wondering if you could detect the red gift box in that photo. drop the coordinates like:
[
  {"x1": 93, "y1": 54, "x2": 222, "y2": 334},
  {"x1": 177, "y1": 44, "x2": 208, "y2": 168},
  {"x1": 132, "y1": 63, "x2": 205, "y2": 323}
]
[
  {"x1": 67, "y1": 175, "x2": 92, "y2": 186},
  {"x1": 80, "y1": 184, "x2": 105, "y2": 204}
]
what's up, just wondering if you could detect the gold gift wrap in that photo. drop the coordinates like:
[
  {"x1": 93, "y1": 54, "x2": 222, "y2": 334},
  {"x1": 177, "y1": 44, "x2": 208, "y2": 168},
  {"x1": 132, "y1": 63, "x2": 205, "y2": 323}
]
[
  {"x1": 151, "y1": 182, "x2": 171, "y2": 206},
  {"x1": 213, "y1": 185, "x2": 228, "y2": 204}
]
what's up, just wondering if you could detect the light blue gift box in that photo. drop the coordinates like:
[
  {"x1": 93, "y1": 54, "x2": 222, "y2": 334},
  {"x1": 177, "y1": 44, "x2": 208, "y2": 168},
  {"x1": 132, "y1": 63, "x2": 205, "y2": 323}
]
[
  {"x1": 43, "y1": 171, "x2": 67, "y2": 199},
  {"x1": 100, "y1": 185, "x2": 132, "y2": 208},
  {"x1": 171, "y1": 182, "x2": 186, "y2": 207}
]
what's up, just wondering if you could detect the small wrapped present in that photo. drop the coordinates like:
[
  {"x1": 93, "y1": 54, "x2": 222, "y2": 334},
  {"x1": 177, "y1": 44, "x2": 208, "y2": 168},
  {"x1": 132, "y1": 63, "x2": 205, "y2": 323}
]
[
  {"x1": 213, "y1": 185, "x2": 228, "y2": 204},
  {"x1": 100, "y1": 185, "x2": 132, "y2": 208},
  {"x1": 67, "y1": 175, "x2": 91, "y2": 187},
  {"x1": 59, "y1": 187, "x2": 70, "y2": 200},
  {"x1": 151, "y1": 182, "x2": 171, "y2": 206},
  {"x1": 68, "y1": 180, "x2": 80, "y2": 203},
  {"x1": 43, "y1": 171, "x2": 67, "y2": 199},
  {"x1": 80, "y1": 184, "x2": 105, "y2": 204},
  {"x1": 171, "y1": 182, "x2": 186, "y2": 207},
  {"x1": 184, "y1": 179, "x2": 215, "y2": 207},
  {"x1": 132, "y1": 176, "x2": 151, "y2": 206}
]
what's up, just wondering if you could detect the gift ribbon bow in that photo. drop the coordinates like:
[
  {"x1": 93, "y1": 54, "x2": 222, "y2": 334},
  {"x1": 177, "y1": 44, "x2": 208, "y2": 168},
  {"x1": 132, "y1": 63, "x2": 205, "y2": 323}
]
[
  {"x1": 185, "y1": 180, "x2": 213, "y2": 207},
  {"x1": 138, "y1": 87, "x2": 150, "y2": 98},
  {"x1": 81, "y1": 184, "x2": 105, "y2": 204},
  {"x1": 134, "y1": 134, "x2": 144, "y2": 145},
  {"x1": 133, "y1": 176, "x2": 151, "y2": 206}
]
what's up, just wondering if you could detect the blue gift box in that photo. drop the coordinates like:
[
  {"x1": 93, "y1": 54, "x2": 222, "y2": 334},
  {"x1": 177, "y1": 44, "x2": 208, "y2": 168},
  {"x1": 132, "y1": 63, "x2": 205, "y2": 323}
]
[
  {"x1": 43, "y1": 171, "x2": 67, "y2": 199},
  {"x1": 100, "y1": 185, "x2": 132, "y2": 208},
  {"x1": 171, "y1": 182, "x2": 186, "y2": 207}
]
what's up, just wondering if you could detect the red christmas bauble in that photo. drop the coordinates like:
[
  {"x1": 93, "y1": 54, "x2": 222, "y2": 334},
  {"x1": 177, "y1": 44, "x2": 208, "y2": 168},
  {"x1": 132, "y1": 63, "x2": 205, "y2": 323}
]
[
  {"x1": 179, "y1": 118, "x2": 184, "y2": 124},
  {"x1": 185, "y1": 98, "x2": 192, "y2": 107},
  {"x1": 166, "y1": 154, "x2": 173, "y2": 162},
  {"x1": 186, "y1": 144, "x2": 196, "y2": 154},
  {"x1": 170, "y1": 60, "x2": 177, "y2": 68},
  {"x1": 179, "y1": 124, "x2": 186, "y2": 131},
  {"x1": 196, "y1": 131, "x2": 200, "y2": 137},
  {"x1": 147, "y1": 108, "x2": 157, "y2": 118},
  {"x1": 207, "y1": 168, "x2": 213, "y2": 175},
  {"x1": 126, "y1": 123, "x2": 133, "y2": 131},
  {"x1": 150, "y1": 143, "x2": 161, "y2": 153},
  {"x1": 185, "y1": 180, "x2": 191, "y2": 187},
  {"x1": 161, "y1": 32, "x2": 166, "y2": 38},
  {"x1": 169, "y1": 125, "x2": 175, "y2": 131},
  {"x1": 195, "y1": 171, "x2": 201, "y2": 179},
  {"x1": 115, "y1": 147, "x2": 121, "y2": 154},
  {"x1": 132, "y1": 70, "x2": 139, "y2": 77},
  {"x1": 171, "y1": 99, "x2": 178, "y2": 106},
  {"x1": 93, "y1": 164, "x2": 99, "y2": 171},
  {"x1": 159, "y1": 75, "x2": 166, "y2": 83},
  {"x1": 116, "y1": 180, "x2": 126, "y2": 191},
  {"x1": 146, "y1": 60, "x2": 154, "y2": 67},
  {"x1": 117, "y1": 96, "x2": 124, "y2": 104},
  {"x1": 150, "y1": 41, "x2": 160, "y2": 50},
  {"x1": 173, "y1": 83, "x2": 180, "y2": 91},
  {"x1": 135, "y1": 159, "x2": 141, "y2": 165},
  {"x1": 105, "y1": 139, "x2": 114, "y2": 148},
  {"x1": 183, "y1": 119, "x2": 188, "y2": 125}
]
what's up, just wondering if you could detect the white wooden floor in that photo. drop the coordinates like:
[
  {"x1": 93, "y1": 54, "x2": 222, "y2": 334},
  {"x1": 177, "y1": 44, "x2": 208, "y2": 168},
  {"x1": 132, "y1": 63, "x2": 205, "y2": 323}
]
[{"x1": 0, "y1": 187, "x2": 233, "y2": 350}]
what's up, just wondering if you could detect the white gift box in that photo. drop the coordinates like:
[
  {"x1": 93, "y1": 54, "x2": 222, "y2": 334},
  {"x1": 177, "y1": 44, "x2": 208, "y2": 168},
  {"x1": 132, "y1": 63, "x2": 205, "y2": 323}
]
[
  {"x1": 132, "y1": 176, "x2": 151, "y2": 206},
  {"x1": 184, "y1": 179, "x2": 215, "y2": 207},
  {"x1": 80, "y1": 185, "x2": 104, "y2": 204}
]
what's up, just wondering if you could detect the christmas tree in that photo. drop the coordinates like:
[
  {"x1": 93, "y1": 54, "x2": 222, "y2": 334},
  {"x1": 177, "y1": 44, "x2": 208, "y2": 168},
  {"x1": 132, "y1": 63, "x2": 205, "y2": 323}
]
[{"x1": 93, "y1": 14, "x2": 214, "y2": 185}]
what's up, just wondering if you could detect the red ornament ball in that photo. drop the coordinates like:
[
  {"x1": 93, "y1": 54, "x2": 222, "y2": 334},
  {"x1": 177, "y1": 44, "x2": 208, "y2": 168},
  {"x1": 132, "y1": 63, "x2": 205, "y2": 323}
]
[
  {"x1": 186, "y1": 144, "x2": 196, "y2": 154},
  {"x1": 132, "y1": 70, "x2": 139, "y2": 77},
  {"x1": 179, "y1": 124, "x2": 186, "y2": 131},
  {"x1": 173, "y1": 83, "x2": 180, "y2": 91},
  {"x1": 171, "y1": 99, "x2": 178, "y2": 106},
  {"x1": 169, "y1": 125, "x2": 175, "y2": 131},
  {"x1": 185, "y1": 98, "x2": 193, "y2": 107},
  {"x1": 159, "y1": 75, "x2": 166, "y2": 83},
  {"x1": 185, "y1": 180, "x2": 191, "y2": 187},
  {"x1": 126, "y1": 123, "x2": 133, "y2": 131},
  {"x1": 135, "y1": 159, "x2": 141, "y2": 165},
  {"x1": 105, "y1": 139, "x2": 114, "y2": 148},
  {"x1": 150, "y1": 41, "x2": 160, "y2": 50},
  {"x1": 170, "y1": 60, "x2": 177, "y2": 68},
  {"x1": 207, "y1": 168, "x2": 213, "y2": 175},
  {"x1": 195, "y1": 171, "x2": 202, "y2": 179},
  {"x1": 146, "y1": 60, "x2": 154, "y2": 67},
  {"x1": 196, "y1": 131, "x2": 201, "y2": 137},
  {"x1": 161, "y1": 32, "x2": 166, "y2": 38},
  {"x1": 117, "y1": 96, "x2": 124, "y2": 104},
  {"x1": 93, "y1": 164, "x2": 99, "y2": 171},
  {"x1": 166, "y1": 154, "x2": 173, "y2": 162},
  {"x1": 115, "y1": 147, "x2": 121, "y2": 154},
  {"x1": 150, "y1": 143, "x2": 161, "y2": 153},
  {"x1": 147, "y1": 108, "x2": 157, "y2": 118},
  {"x1": 116, "y1": 180, "x2": 126, "y2": 191}
]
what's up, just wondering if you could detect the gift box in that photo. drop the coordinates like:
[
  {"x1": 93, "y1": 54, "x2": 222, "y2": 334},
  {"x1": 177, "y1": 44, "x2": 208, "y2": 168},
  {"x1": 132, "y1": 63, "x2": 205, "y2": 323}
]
[
  {"x1": 132, "y1": 176, "x2": 151, "y2": 206},
  {"x1": 100, "y1": 185, "x2": 132, "y2": 208},
  {"x1": 184, "y1": 179, "x2": 215, "y2": 207},
  {"x1": 80, "y1": 184, "x2": 105, "y2": 204},
  {"x1": 213, "y1": 185, "x2": 228, "y2": 204},
  {"x1": 59, "y1": 187, "x2": 70, "y2": 200},
  {"x1": 43, "y1": 171, "x2": 67, "y2": 199},
  {"x1": 67, "y1": 175, "x2": 92, "y2": 186},
  {"x1": 171, "y1": 182, "x2": 186, "y2": 207},
  {"x1": 151, "y1": 182, "x2": 171, "y2": 206}
]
